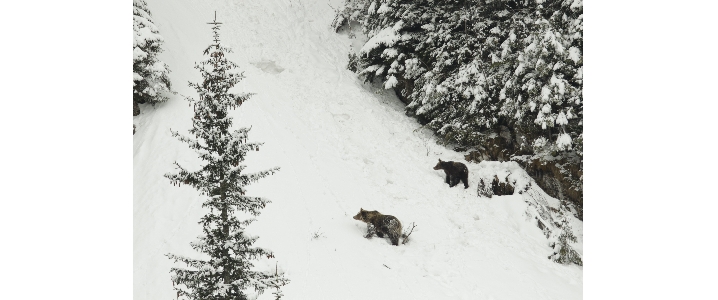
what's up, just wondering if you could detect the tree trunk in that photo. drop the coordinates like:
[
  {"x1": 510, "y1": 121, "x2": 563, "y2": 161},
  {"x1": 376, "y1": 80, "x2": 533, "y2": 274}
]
[
  {"x1": 222, "y1": 203, "x2": 229, "y2": 284},
  {"x1": 220, "y1": 177, "x2": 230, "y2": 285},
  {"x1": 133, "y1": 99, "x2": 140, "y2": 116}
]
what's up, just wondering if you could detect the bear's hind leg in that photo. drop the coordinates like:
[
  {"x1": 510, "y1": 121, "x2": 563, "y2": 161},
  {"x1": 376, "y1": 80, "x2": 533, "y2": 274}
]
[{"x1": 450, "y1": 176, "x2": 459, "y2": 187}]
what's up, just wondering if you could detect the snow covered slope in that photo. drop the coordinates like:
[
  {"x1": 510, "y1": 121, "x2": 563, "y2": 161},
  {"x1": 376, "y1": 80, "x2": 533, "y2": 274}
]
[{"x1": 133, "y1": 0, "x2": 583, "y2": 299}]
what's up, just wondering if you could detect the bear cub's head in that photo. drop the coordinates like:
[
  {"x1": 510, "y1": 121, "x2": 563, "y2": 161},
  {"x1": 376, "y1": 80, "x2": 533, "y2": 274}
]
[
  {"x1": 353, "y1": 208, "x2": 379, "y2": 223},
  {"x1": 352, "y1": 208, "x2": 364, "y2": 221}
]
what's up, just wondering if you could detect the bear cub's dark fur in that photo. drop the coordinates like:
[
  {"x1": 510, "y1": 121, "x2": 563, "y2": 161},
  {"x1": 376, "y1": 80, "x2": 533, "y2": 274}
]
[
  {"x1": 353, "y1": 208, "x2": 402, "y2": 246},
  {"x1": 434, "y1": 159, "x2": 469, "y2": 189}
]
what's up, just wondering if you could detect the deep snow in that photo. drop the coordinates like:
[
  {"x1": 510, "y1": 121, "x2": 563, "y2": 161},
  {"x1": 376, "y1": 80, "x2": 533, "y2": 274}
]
[{"x1": 133, "y1": 0, "x2": 582, "y2": 299}]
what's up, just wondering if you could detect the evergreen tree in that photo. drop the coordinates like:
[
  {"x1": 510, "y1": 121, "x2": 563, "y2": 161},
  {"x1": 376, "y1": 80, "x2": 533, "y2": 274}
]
[
  {"x1": 549, "y1": 213, "x2": 583, "y2": 266},
  {"x1": 335, "y1": 0, "x2": 583, "y2": 220},
  {"x1": 133, "y1": 0, "x2": 172, "y2": 116},
  {"x1": 165, "y1": 15, "x2": 288, "y2": 300}
]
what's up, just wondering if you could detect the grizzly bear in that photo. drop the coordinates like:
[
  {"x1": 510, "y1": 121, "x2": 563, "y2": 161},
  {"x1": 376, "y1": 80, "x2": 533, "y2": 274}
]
[
  {"x1": 433, "y1": 159, "x2": 469, "y2": 189},
  {"x1": 353, "y1": 208, "x2": 402, "y2": 246}
]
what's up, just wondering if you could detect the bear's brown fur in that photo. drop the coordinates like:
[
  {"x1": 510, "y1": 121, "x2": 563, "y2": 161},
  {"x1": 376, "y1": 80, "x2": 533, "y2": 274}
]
[
  {"x1": 353, "y1": 208, "x2": 402, "y2": 246},
  {"x1": 433, "y1": 159, "x2": 469, "y2": 189}
]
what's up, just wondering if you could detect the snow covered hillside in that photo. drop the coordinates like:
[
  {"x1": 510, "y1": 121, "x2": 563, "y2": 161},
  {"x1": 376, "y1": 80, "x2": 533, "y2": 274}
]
[{"x1": 133, "y1": 0, "x2": 582, "y2": 299}]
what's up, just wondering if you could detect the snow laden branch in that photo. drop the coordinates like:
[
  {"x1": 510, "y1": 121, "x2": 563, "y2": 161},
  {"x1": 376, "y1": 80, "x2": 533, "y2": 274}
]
[
  {"x1": 165, "y1": 162, "x2": 208, "y2": 189},
  {"x1": 169, "y1": 129, "x2": 204, "y2": 151}
]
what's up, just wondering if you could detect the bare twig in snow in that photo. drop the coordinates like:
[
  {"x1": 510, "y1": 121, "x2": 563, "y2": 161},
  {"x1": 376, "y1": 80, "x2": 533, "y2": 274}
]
[{"x1": 402, "y1": 222, "x2": 417, "y2": 245}]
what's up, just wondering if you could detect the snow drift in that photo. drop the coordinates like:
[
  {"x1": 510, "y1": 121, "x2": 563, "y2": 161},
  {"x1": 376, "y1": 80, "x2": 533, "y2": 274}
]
[{"x1": 134, "y1": 0, "x2": 583, "y2": 299}]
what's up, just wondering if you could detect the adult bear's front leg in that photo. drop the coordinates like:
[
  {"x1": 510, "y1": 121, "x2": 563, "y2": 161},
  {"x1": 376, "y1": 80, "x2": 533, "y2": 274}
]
[{"x1": 364, "y1": 224, "x2": 376, "y2": 238}]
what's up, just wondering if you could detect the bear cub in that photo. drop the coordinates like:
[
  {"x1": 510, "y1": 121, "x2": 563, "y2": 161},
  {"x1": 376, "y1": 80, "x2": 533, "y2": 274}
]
[
  {"x1": 353, "y1": 208, "x2": 402, "y2": 246},
  {"x1": 433, "y1": 159, "x2": 469, "y2": 189}
]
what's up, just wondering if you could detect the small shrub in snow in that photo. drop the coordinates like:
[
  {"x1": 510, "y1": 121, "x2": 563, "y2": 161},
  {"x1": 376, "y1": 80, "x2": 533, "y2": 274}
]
[
  {"x1": 549, "y1": 218, "x2": 583, "y2": 266},
  {"x1": 401, "y1": 222, "x2": 417, "y2": 245},
  {"x1": 475, "y1": 161, "x2": 531, "y2": 198},
  {"x1": 311, "y1": 228, "x2": 326, "y2": 240}
]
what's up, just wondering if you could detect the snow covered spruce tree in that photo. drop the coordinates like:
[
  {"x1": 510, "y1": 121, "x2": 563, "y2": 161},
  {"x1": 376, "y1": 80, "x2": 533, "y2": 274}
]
[
  {"x1": 133, "y1": 0, "x2": 171, "y2": 116},
  {"x1": 549, "y1": 213, "x2": 582, "y2": 266},
  {"x1": 335, "y1": 0, "x2": 583, "y2": 220},
  {"x1": 164, "y1": 16, "x2": 288, "y2": 300},
  {"x1": 496, "y1": 0, "x2": 584, "y2": 216},
  {"x1": 331, "y1": 0, "x2": 431, "y2": 105}
]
